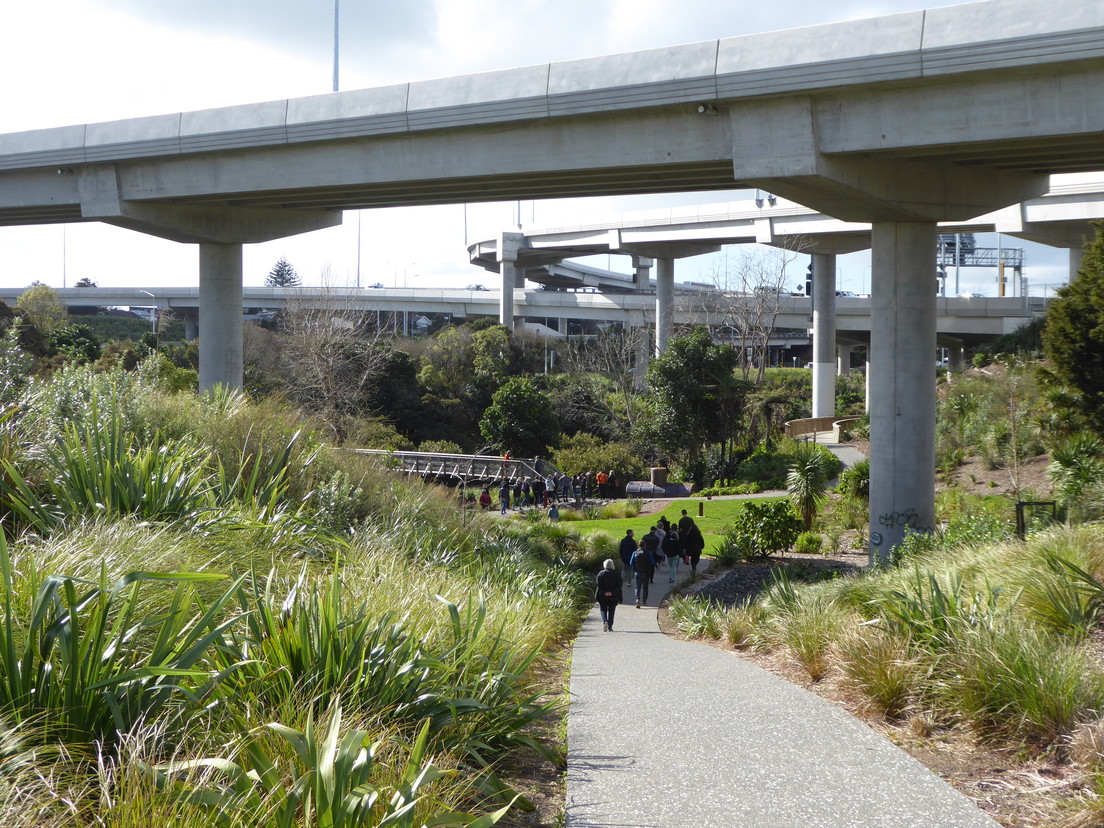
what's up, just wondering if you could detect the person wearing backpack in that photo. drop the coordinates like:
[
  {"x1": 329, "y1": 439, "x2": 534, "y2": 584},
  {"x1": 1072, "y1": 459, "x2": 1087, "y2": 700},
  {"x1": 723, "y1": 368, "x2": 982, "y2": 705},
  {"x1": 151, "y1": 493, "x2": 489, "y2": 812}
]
[
  {"x1": 595, "y1": 559, "x2": 622, "y2": 632},
  {"x1": 640, "y1": 526, "x2": 661, "y2": 585},
  {"x1": 630, "y1": 541, "x2": 656, "y2": 608},
  {"x1": 663, "y1": 528, "x2": 682, "y2": 583}
]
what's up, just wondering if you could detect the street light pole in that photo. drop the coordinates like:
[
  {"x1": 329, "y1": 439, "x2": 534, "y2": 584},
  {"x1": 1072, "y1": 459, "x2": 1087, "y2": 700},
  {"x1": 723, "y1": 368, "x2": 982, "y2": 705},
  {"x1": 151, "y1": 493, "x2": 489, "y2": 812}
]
[
  {"x1": 139, "y1": 289, "x2": 157, "y2": 336},
  {"x1": 333, "y1": 0, "x2": 340, "y2": 93}
]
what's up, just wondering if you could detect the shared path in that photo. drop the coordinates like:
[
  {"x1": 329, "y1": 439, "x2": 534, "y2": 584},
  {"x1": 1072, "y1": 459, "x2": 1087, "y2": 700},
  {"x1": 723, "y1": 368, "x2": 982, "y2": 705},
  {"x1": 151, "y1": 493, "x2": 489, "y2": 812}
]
[{"x1": 565, "y1": 561, "x2": 998, "y2": 827}]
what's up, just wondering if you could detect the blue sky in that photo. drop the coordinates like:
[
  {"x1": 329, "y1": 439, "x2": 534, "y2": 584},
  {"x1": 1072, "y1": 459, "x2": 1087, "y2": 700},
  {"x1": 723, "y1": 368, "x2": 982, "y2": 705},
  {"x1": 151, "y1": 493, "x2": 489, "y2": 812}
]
[{"x1": 0, "y1": 0, "x2": 1075, "y2": 297}]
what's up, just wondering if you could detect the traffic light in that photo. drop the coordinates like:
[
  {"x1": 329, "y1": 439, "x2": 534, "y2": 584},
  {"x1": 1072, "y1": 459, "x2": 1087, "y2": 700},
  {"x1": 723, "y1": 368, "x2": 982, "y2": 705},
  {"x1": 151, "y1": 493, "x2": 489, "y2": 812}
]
[{"x1": 805, "y1": 261, "x2": 814, "y2": 296}]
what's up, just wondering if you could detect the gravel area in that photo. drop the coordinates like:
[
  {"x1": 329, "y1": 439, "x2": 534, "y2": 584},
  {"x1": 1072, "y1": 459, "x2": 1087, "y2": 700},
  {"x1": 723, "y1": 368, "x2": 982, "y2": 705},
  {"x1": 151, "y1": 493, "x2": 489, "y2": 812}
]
[{"x1": 682, "y1": 554, "x2": 866, "y2": 607}]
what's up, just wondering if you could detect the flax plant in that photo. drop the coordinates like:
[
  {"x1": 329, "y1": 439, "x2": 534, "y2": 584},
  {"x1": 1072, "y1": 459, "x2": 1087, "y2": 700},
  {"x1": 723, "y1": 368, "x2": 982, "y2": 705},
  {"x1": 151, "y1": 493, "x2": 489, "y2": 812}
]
[
  {"x1": 149, "y1": 705, "x2": 511, "y2": 828},
  {"x1": 0, "y1": 533, "x2": 243, "y2": 748}
]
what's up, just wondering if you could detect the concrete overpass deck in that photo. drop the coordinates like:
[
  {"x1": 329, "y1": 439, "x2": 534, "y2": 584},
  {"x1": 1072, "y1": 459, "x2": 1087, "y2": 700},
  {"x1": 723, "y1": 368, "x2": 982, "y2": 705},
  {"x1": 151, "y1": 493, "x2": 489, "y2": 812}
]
[
  {"x1": 0, "y1": 286, "x2": 1045, "y2": 343},
  {"x1": 2, "y1": 0, "x2": 1102, "y2": 556}
]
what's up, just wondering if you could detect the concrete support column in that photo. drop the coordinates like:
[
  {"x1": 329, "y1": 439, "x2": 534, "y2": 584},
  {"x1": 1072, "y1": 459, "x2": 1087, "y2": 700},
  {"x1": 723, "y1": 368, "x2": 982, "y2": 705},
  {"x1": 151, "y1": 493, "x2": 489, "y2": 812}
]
[
  {"x1": 1070, "y1": 246, "x2": 1086, "y2": 281},
  {"x1": 655, "y1": 257, "x2": 675, "y2": 355},
  {"x1": 632, "y1": 255, "x2": 654, "y2": 292},
  {"x1": 632, "y1": 324, "x2": 651, "y2": 389},
  {"x1": 198, "y1": 243, "x2": 244, "y2": 392},
  {"x1": 948, "y1": 343, "x2": 965, "y2": 373},
  {"x1": 864, "y1": 357, "x2": 871, "y2": 414},
  {"x1": 868, "y1": 222, "x2": 937, "y2": 564},
  {"x1": 498, "y1": 232, "x2": 525, "y2": 331},
  {"x1": 557, "y1": 317, "x2": 568, "y2": 336},
  {"x1": 810, "y1": 253, "x2": 837, "y2": 418},
  {"x1": 181, "y1": 308, "x2": 199, "y2": 342},
  {"x1": 837, "y1": 344, "x2": 853, "y2": 376}
]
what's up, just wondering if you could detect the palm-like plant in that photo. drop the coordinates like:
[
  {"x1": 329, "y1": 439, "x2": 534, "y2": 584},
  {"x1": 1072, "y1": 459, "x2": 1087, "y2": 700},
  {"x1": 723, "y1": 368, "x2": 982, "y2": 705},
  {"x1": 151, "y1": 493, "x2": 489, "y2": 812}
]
[
  {"x1": 1048, "y1": 432, "x2": 1104, "y2": 523},
  {"x1": 787, "y1": 442, "x2": 834, "y2": 531}
]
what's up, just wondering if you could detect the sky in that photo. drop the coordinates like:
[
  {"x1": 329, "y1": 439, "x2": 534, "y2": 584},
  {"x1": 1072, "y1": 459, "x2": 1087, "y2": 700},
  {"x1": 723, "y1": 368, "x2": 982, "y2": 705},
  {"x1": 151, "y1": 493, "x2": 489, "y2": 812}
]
[{"x1": 0, "y1": 0, "x2": 1077, "y2": 298}]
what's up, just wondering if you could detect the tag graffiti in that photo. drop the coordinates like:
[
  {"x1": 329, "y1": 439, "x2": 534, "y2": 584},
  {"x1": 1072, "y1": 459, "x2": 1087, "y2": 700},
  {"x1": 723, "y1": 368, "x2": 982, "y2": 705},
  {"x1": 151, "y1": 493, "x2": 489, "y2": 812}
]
[{"x1": 878, "y1": 508, "x2": 919, "y2": 529}]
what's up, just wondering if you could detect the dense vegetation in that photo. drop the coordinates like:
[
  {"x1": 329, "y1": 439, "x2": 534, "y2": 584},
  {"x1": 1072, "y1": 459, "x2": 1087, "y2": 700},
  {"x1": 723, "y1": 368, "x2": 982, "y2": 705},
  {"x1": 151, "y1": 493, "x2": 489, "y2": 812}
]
[
  {"x1": 0, "y1": 359, "x2": 605, "y2": 827},
  {"x1": 6, "y1": 223, "x2": 1104, "y2": 825}
]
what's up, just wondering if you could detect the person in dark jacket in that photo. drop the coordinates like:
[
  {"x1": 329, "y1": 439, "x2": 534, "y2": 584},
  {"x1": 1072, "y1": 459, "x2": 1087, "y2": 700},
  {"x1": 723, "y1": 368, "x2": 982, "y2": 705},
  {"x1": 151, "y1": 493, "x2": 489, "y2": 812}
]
[
  {"x1": 618, "y1": 529, "x2": 637, "y2": 585},
  {"x1": 640, "y1": 526, "x2": 661, "y2": 585},
  {"x1": 595, "y1": 559, "x2": 622, "y2": 632},
  {"x1": 683, "y1": 521, "x2": 706, "y2": 575},
  {"x1": 630, "y1": 542, "x2": 656, "y2": 608},
  {"x1": 663, "y1": 528, "x2": 682, "y2": 583}
]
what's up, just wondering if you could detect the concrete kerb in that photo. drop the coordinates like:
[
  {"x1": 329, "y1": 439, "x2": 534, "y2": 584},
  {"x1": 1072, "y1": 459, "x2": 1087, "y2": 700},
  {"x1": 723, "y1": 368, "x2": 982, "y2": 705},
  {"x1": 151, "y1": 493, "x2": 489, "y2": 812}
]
[{"x1": 566, "y1": 558, "x2": 998, "y2": 828}]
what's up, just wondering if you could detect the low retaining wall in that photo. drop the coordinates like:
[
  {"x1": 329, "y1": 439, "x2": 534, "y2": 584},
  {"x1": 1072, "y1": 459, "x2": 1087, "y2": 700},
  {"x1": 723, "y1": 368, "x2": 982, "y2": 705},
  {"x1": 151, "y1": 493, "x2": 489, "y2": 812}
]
[{"x1": 784, "y1": 416, "x2": 863, "y2": 442}]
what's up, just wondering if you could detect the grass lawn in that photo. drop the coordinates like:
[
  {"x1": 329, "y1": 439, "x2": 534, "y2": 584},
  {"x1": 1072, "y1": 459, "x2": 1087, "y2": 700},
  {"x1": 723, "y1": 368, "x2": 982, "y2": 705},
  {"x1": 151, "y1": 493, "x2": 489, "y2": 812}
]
[{"x1": 563, "y1": 495, "x2": 786, "y2": 554}]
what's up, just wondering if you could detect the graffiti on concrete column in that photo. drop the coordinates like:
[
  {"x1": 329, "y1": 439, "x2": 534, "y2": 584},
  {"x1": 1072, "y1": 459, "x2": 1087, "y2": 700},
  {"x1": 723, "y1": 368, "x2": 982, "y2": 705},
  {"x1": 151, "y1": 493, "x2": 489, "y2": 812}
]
[{"x1": 878, "y1": 510, "x2": 931, "y2": 534}]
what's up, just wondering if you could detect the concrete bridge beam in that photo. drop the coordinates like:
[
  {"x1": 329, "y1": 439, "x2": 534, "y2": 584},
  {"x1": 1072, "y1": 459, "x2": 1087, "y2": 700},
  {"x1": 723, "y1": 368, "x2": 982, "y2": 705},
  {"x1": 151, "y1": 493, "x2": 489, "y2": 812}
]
[
  {"x1": 868, "y1": 221, "x2": 937, "y2": 564},
  {"x1": 729, "y1": 97, "x2": 1050, "y2": 223}
]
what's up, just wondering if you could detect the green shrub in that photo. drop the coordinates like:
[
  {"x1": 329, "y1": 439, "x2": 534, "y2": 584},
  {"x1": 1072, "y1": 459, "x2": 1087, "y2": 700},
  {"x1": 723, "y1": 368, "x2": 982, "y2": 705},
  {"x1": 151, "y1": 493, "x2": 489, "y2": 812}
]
[
  {"x1": 794, "y1": 532, "x2": 823, "y2": 555},
  {"x1": 0, "y1": 536, "x2": 240, "y2": 748},
  {"x1": 836, "y1": 459, "x2": 870, "y2": 500},
  {"x1": 726, "y1": 500, "x2": 801, "y2": 558}
]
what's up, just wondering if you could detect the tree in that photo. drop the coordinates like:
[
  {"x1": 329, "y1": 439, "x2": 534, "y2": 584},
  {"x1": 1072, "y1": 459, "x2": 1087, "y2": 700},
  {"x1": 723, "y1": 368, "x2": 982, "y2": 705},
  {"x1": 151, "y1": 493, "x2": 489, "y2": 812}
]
[
  {"x1": 275, "y1": 282, "x2": 388, "y2": 440},
  {"x1": 479, "y1": 377, "x2": 559, "y2": 457},
  {"x1": 551, "y1": 432, "x2": 646, "y2": 483},
  {"x1": 786, "y1": 442, "x2": 837, "y2": 530},
  {"x1": 644, "y1": 327, "x2": 746, "y2": 481},
  {"x1": 266, "y1": 257, "x2": 301, "y2": 288},
  {"x1": 46, "y1": 324, "x2": 101, "y2": 364},
  {"x1": 1042, "y1": 222, "x2": 1104, "y2": 429},
  {"x1": 16, "y1": 284, "x2": 68, "y2": 333},
  {"x1": 557, "y1": 319, "x2": 650, "y2": 426},
  {"x1": 74, "y1": 277, "x2": 97, "y2": 288},
  {"x1": 699, "y1": 242, "x2": 808, "y2": 383}
]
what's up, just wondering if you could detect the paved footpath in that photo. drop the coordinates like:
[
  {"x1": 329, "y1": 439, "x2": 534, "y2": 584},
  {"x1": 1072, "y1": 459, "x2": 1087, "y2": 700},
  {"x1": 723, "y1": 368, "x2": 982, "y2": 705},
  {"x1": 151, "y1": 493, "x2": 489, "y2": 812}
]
[{"x1": 566, "y1": 561, "x2": 998, "y2": 828}]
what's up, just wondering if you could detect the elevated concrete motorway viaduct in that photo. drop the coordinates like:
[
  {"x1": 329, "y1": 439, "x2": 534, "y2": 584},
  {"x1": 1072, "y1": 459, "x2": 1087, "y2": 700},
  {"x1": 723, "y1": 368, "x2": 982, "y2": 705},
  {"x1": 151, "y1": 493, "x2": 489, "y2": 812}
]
[
  {"x1": 3, "y1": 0, "x2": 1104, "y2": 558},
  {"x1": 471, "y1": 174, "x2": 1104, "y2": 419}
]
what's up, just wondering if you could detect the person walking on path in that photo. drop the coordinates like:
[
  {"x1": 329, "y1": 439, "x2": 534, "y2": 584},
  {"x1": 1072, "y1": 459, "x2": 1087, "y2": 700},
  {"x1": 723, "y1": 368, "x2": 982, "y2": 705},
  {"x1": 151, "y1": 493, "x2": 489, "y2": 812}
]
[
  {"x1": 630, "y1": 541, "x2": 656, "y2": 608},
  {"x1": 640, "y1": 526, "x2": 661, "y2": 585},
  {"x1": 663, "y1": 528, "x2": 682, "y2": 583},
  {"x1": 683, "y1": 520, "x2": 705, "y2": 575},
  {"x1": 498, "y1": 482, "x2": 510, "y2": 515},
  {"x1": 678, "y1": 508, "x2": 695, "y2": 535},
  {"x1": 594, "y1": 559, "x2": 622, "y2": 632},
  {"x1": 618, "y1": 529, "x2": 637, "y2": 586}
]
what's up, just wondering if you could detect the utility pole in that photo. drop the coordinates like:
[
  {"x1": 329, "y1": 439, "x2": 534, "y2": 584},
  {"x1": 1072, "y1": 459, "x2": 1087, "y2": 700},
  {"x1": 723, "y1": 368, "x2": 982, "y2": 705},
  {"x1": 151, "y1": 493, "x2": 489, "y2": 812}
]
[{"x1": 333, "y1": 0, "x2": 340, "y2": 92}]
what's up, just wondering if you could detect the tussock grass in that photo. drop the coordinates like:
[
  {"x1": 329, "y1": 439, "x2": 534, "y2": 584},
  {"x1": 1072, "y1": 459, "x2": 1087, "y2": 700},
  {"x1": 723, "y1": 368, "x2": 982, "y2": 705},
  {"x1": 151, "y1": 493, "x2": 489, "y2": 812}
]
[
  {"x1": 667, "y1": 595, "x2": 723, "y2": 640},
  {"x1": 833, "y1": 626, "x2": 920, "y2": 718},
  {"x1": 935, "y1": 623, "x2": 1104, "y2": 748}
]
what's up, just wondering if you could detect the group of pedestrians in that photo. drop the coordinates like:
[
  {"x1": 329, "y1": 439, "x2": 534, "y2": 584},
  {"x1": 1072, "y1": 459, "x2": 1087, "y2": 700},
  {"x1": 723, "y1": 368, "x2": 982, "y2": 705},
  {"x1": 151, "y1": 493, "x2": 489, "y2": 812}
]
[
  {"x1": 486, "y1": 468, "x2": 620, "y2": 515},
  {"x1": 596, "y1": 509, "x2": 706, "y2": 632}
]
